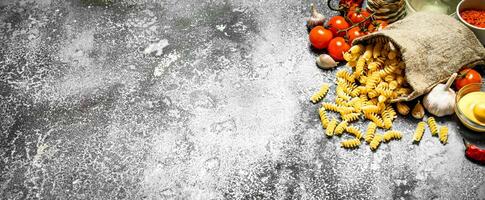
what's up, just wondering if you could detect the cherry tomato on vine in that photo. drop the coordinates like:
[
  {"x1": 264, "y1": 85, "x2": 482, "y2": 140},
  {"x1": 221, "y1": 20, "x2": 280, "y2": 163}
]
[
  {"x1": 309, "y1": 26, "x2": 334, "y2": 49},
  {"x1": 347, "y1": 7, "x2": 371, "y2": 25},
  {"x1": 327, "y1": 16, "x2": 350, "y2": 37},
  {"x1": 455, "y1": 68, "x2": 482, "y2": 90},
  {"x1": 328, "y1": 37, "x2": 350, "y2": 61},
  {"x1": 368, "y1": 20, "x2": 388, "y2": 32},
  {"x1": 346, "y1": 27, "x2": 366, "y2": 44}
]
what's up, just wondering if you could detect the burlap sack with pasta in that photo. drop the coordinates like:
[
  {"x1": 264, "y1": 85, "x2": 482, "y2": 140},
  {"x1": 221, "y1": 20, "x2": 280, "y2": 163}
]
[{"x1": 353, "y1": 12, "x2": 485, "y2": 102}]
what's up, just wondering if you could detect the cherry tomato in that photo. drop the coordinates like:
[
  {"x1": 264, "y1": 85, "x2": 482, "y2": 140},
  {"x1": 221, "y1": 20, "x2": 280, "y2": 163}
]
[
  {"x1": 347, "y1": 7, "x2": 371, "y2": 25},
  {"x1": 368, "y1": 20, "x2": 388, "y2": 32},
  {"x1": 327, "y1": 16, "x2": 350, "y2": 37},
  {"x1": 347, "y1": 27, "x2": 366, "y2": 44},
  {"x1": 328, "y1": 37, "x2": 351, "y2": 61},
  {"x1": 455, "y1": 68, "x2": 482, "y2": 90},
  {"x1": 309, "y1": 26, "x2": 334, "y2": 49}
]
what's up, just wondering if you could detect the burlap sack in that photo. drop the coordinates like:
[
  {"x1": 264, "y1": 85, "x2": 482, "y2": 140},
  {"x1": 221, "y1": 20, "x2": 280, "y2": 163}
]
[{"x1": 352, "y1": 12, "x2": 485, "y2": 102}]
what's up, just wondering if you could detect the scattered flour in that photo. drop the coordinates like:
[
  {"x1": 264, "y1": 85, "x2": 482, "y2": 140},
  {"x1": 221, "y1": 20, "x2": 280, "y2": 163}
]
[
  {"x1": 143, "y1": 39, "x2": 169, "y2": 56},
  {"x1": 153, "y1": 51, "x2": 180, "y2": 77}
]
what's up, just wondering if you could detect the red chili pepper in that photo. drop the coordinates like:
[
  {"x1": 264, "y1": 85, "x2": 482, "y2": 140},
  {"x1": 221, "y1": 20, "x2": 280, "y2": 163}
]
[{"x1": 463, "y1": 139, "x2": 485, "y2": 164}]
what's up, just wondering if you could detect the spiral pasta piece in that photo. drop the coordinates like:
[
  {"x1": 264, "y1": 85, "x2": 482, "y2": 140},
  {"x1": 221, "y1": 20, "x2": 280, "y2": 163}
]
[
  {"x1": 363, "y1": 44, "x2": 373, "y2": 60},
  {"x1": 349, "y1": 87, "x2": 360, "y2": 97},
  {"x1": 379, "y1": 65, "x2": 398, "y2": 77},
  {"x1": 384, "y1": 74, "x2": 395, "y2": 83},
  {"x1": 370, "y1": 134, "x2": 383, "y2": 151},
  {"x1": 388, "y1": 81, "x2": 398, "y2": 90},
  {"x1": 365, "y1": 122, "x2": 377, "y2": 144},
  {"x1": 336, "y1": 70, "x2": 355, "y2": 83},
  {"x1": 318, "y1": 107, "x2": 330, "y2": 129},
  {"x1": 326, "y1": 118, "x2": 338, "y2": 137},
  {"x1": 342, "y1": 113, "x2": 360, "y2": 122},
  {"x1": 346, "y1": 126, "x2": 363, "y2": 139},
  {"x1": 336, "y1": 88, "x2": 352, "y2": 101},
  {"x1": 413, "y1": 122, "x2": 426, "y2": 143},
  {"x1": 349, "y1": 44, "x2": 364, "y2": 55},
  {"x1": 350, "y1": 98, "x2": 363, "y2": 112},
  {"x1": 439, "y1": 126, "x2": 448, "y2": 144},
  {"x1": 334, "y1": 120, "x2": 348, "y2": 136},
  {"x1": 368, "y1": 61, "x2": 382, "y2": 72},
  {"x1": 355, "y1": 57, "x2": 365, "y2": 77},
  {"x1": 365, "y1": 73, "x2": 381, "y2": 89},
  {"x1": 427, "y1": 117, "x2": 438, "y2": 136},
  {"x1": 310, "y1": 83, "x2": 330, "y2": 103},
  {"x1": 368, "y1": 90, "x2": 379, "y2": 99},
  {"x1": 322, "y1": 102, "x2": 339, "y2": 112},
  {"x1": 383, "y1": 130, "x2": 402, "y2": 142},
  {"x1": 335, "y1": 98, "x2": 349, "y2": 107},
  {"x1": 385, "y1": 105, "x2": 397, "y2": 120},
  {"x1": 343, "y1": 52, "x2": 355, "y2": 62},
  {"x1": 364, "y1": 113, "x2": 384, "y2": 128},
  {"x1": 362, "y1": 105, "x2": 380, "y2": 114},
  {"x1": 383, "y1": 118, "x2": 392, "y2": 130},
  {"x1": 376, "y1": 88, "x2": 393, "y2": 98},
  {"x1": 341, "y1": 138, "x2": 361, "y2": 149},
  {"x1": 338, "y1": 106, "x2": 356, "y2": 115}
]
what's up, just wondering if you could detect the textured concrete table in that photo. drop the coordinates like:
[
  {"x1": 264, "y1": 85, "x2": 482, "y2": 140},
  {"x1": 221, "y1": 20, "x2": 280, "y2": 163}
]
[{"x1": 1, "y1": 0, "x2": 484, "y2": 199}]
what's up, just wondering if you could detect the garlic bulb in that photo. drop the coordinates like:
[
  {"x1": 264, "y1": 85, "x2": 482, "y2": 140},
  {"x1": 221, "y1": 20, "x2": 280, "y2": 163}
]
[
  {"x1": 423, "y1": 73, "x2": 458, "y2": 117},
  {"x1": 307, "y1": 3, "x2": 325, "y2": 29},
  {"x1": 412, "y1": 101, "x2": 425, "y2": 119},
  {"x1": 316, "y1": 54, "x2": 338, "y2": 69}
]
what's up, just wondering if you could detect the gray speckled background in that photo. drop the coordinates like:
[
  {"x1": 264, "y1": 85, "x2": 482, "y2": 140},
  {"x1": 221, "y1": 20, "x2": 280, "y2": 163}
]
[{"x1": 1, "y1": 0, "x2": 484, "y2": 199}]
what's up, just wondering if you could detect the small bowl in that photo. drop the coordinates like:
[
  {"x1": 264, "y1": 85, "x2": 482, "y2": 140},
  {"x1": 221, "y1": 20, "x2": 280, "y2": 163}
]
[
  {"x1": 456, "y1": 0, "x2": 485, "y2": 46},
  {"x1": 406, "y1": 0, "x2": 460, "y2": 16},
  {"x1": 455, "y1": 83, "x2": 485, "y2": 133}
]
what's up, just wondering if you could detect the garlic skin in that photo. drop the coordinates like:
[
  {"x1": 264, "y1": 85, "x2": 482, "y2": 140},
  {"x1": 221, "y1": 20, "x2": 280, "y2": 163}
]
[
  {"x1": 307, "y1": 3, "x2": 325, "y2": 29},
  {"x1": 412, "y1": 101, "x2": 425, "y2": 119},
  {"x1": 316, "y1": 54, "x2": 338, "y2": 69},
  {"x1": 423, "y1": 73, "x2": 458, "y2": 117}
]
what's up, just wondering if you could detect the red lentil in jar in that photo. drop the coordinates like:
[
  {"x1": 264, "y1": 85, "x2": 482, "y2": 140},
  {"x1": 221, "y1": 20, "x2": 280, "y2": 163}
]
[{"x1": 460, "y1": 9, "x2": 485, "y2": 28}]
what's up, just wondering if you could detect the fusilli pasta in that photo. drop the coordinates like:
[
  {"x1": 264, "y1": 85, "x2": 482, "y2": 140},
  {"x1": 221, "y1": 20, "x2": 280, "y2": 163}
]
[
  {"x1": 341, "y1": 138, "x2": 361, "y2": 149},
  {"x1": 318, "y1": 107, "x2": 330, "y2": 129},
  {"x1": 334, "y1": 120, "x2": 348, "y2": 136},
  {"x1": 370, "y1": 134, "x2": 383, "y2": 151},
  {"x1": 310, "y1": 83, "x2": 330, "y2": 103},
  {"x1": 365, "y1": 122, "x2": 377, "y2": 143},
  {"x1": 346, "y1": 126, "x2": 363, "y2": 139},
  {"x1": 383, "y1": 130, "x2": 402, "y2": 142},
  {"x1": 427, "y1": 117, "x2": 438, "y2": 136},
  {"x1": 326, "y1": 118, "x2": 338, "y2": 137},
  {"x1": 439, "y1": 126, "x2": 448, "y2": 144},
  {"x1": 413, "y1": 122, "x2": 426, "y2": 143}
]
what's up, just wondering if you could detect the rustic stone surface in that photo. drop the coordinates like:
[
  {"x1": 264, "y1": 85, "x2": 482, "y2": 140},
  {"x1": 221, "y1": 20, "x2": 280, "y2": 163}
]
[{"x1": 1, "y1": 0, "x2": 484, "y2": 199}]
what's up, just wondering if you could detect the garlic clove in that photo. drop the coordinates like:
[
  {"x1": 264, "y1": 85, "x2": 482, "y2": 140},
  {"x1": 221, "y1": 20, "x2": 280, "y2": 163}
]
[
  {"x1": 307, "y1": 3, "x2": 325, "y2": 29},
  {"x1": 412, "y1": 101, "x2": 425, "y2": 119},
  {"x1": 396, "y1": 102, "x2": 410, "y2": 115},
  {"x1": 423, "y1": 73, "x2": 457, "y2": 117},
  {"x1": 316, "y1": 54, "x2": 338, "y2": 69}
]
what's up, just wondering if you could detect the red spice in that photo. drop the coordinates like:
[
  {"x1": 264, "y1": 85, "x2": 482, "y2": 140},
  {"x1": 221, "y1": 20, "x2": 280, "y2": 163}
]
[{"x1": 461, "y1": 9, "x2": 485, "y2": 28}]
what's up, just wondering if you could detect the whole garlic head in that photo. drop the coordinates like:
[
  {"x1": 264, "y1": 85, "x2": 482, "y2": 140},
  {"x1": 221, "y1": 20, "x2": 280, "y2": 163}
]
[
  {"x1": 307, "y1": 3, "x2": 325, "y2": 29},
  {"x1": 423, "y1": 73, "x2": 458, "y2": 117}
]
